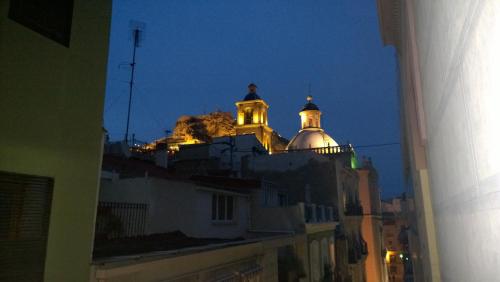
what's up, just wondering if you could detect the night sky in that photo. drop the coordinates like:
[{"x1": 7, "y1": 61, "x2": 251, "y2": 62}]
[{"x1": 104, "y1": 0, "x2": 402, "y2": 198}]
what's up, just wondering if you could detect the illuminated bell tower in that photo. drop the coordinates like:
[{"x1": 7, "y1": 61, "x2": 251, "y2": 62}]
[
  {"x1": 299, "y1": 95, "x2": 321, "y2": 129},
  {"x1": 235, "y1": 83, "x2": 273, "y2": 152}
]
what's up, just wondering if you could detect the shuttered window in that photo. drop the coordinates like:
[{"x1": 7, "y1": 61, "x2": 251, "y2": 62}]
[{"x1": 0, "y1": 171, "x2": 54, "y2": 281}]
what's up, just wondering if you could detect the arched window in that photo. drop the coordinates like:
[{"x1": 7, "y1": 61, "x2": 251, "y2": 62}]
[{"x1": 244, "y1": 109, "x2": 253, "y2": 124}]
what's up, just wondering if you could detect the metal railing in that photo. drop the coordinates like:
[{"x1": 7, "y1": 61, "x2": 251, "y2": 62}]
[
  {"x1": 303, "y1": 203, "x2": 339, "y2": 223},
  {"x1": 95, "y1": 201, "x2": 148, "y2": 239},
  {"x1": 275, "y1": 144, "x2": 353, "y2": 155}
]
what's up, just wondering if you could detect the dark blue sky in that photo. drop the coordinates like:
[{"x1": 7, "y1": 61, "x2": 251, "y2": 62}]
[{"x1": 104, "y1": 0, "x2": 402, "y2": 198}]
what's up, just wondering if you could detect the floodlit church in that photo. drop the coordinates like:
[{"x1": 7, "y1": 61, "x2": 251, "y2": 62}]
[
  {"x1": 154, "y1": 83, "x2": 342, "y2": 155},
  {"x1": 287, "y1": 95, "x2": 338, "y2": 150},
  {"x1": 234, "y1": 83, "x2": 339, "y2": 153}
]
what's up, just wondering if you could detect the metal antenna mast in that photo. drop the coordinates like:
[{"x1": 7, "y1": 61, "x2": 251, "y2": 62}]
[{"x1": 124, "y1": 21, "x2": 145, "y2": 142}]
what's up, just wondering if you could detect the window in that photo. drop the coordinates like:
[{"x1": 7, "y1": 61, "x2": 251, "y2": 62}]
[
  {"x1": 305, "y1": 205, "x2": 313, "y2": 222},
  {"x1": 316, "y1": 206, "x2": 324, "y2": 222},
  {"x1": 325, "y1": 207, "x2": 332, "y2": 221},
  {"x1": 278, "y1": 193, "x2": 288, "y2": 207},
  {"x1": 0, "y1": 171, "x2": 53, "y2": 281},
  {"x1": 211, "y1": 194, "x2": 235, "y2": 222},
  {"x1": 263, "y1": 185, "x2": 276, "y2": 206},
  {"x1": 262, "y1": 182, "x2": 278, "y2": 206},
  {"x1": 8, "y1": 0, "x2": 74, "y2": 47},
  {"x1": 390, "y1": 255, "x2": 396, "y2": 263},
  {"x1": 244, "y1": 109, "x2": 253, "y2": 124}
]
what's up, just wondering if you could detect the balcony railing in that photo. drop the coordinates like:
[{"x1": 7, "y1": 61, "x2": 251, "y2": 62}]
[
  {"x1": 303, "y1": 203, "x2": 339, "y2": 223},
  {"x1": 95, "y1": 201, "x2": 148, "y2": 239},
  {"x1": 274, "y1": 144, "x2": 354, "y2": 155}
]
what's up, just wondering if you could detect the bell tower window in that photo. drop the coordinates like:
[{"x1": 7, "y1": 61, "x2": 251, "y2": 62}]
[{"x1": 244, "y1": 109, "x2": 253, "y2": 124}]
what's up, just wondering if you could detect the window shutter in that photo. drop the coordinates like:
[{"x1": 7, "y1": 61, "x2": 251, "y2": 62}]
[{"x1": 0, "y1": 171, "x2": 54, "y2": 281}]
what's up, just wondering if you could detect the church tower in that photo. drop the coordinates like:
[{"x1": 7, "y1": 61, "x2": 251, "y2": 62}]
[
  {"x1": 287, "y1": 95, "x2": 338, "y2": 150},
  {"x1": 300, "y1": 95, "x2": 322, "y2": 129},
  {"x1": 235, "y1": 83, "x2": 273, "y2": 151}
]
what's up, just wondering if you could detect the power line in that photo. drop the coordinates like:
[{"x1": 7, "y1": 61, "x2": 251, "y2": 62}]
[
  {"x1": 104, "y1": 89, "x2": 126, "y2": 114},
  {"x1": 132, "y1": 85, "x2": 165, "y2": 130},
  {"x1": 352, "y1": 142, "x2": 400, "y2": 149}
]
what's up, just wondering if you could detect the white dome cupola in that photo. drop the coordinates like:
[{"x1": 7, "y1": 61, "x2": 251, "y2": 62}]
[{"x1": 287, "y1": 96, "x2": 338, "y2": 150}]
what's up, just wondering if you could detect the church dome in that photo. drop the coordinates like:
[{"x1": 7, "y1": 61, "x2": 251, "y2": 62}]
[
  {"x1": 243, "y1": 83, "x2": 261, "y2": 101},
  {"x1": 243, "y1": 92, "x2": 261, "y2": 101},
  {"x1": 302, "y1": 101, "x2": 319, "y2": 111},
  {"x1": 286, "y1": 128, "x2": 338, "y2": 150},
  {"x1": 287, "y1": 95, "x2": 338, "y2": 150},
  {"x1": 301, "y1": 95, "x2": 320, "y2": 111}
]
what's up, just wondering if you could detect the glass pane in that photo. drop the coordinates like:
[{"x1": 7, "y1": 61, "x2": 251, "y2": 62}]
[
  {"x1": 211, "y1": 194, "x2": 217, "y2": 220},
  {"x1": 227, "y1": 196, "x2": 234, "y2": 220},
  {"x1": 218, "y1": 195, "x2": 225, "y2": 220}
]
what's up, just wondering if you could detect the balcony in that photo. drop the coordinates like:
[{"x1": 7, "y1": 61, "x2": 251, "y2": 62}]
[
  {"x1": 344, "y1": 201, "x2": 363, "y2": 216},
  {"x1": 250, "y1": 202, "x2": 339, "y2": 233},
  {"x1": 303, "y1": 203, "x2": 339, "y2": 223}
]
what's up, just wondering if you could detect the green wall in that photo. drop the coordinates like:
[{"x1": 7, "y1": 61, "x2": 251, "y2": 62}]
[{"x1": 0, "y1": 1, "x2": 112, "y2": 281}]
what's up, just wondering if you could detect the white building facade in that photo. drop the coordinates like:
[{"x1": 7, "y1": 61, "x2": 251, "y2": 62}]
[
  {"x1": 100, "y1": 167, "x2": 251, "y2": 239},
  {"x1": 377, "y1": 0, "x2": 500, "y2": 281}
]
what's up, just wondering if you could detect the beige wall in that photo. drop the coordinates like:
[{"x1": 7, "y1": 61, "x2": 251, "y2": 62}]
[
  {"x1": 91, "y1": 237, "x2": 292, "y2": 282},
  {"x1": 361, "y1": 216, "x2": 384, "y2": 282},
  {"x1": 0, "y1": 1, "x2": 112, "y2": 281},
  {"x1": 358, "y1": 169, "x2": 386, "y2": 282}
]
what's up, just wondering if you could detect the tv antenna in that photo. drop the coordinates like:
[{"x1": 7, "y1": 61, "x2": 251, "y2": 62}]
[{"x1": 124, "y1": 21, "x2": 146, "y2": 142}]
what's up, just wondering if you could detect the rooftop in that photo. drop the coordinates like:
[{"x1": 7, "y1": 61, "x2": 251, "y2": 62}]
[
  {"x1": 102, "y1": 154, "x2": 173, "y2": 180},
  {"x1": 93, "y1": 231, "x2": 243, "y2": 259},
  {"x1": 102, "y1": 154, "x2": 262, "y2": 193},
  {"x1": 191, "y1": 175, "x2": 261, "y2": 193}
]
